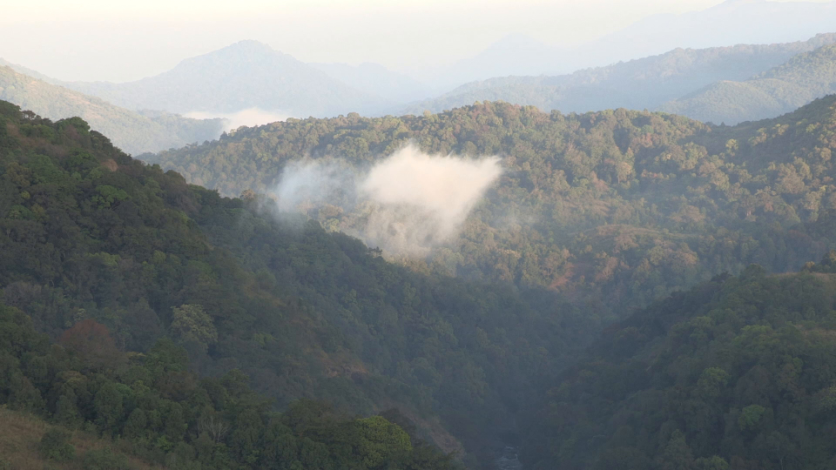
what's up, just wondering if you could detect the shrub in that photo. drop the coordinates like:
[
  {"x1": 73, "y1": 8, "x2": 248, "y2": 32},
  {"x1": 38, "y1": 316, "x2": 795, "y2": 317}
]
[
  {"x1": 38, "y1": 428, "x2": 75, "y2": 462},
  {"x1": 82, "y1": 448, "x2": 132, "y2": 470}
]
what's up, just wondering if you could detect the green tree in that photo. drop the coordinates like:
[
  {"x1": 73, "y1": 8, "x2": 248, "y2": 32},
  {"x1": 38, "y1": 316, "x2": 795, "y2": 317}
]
[{"x1": 170, "y1": 304, "x2": 217, "y2": 349}]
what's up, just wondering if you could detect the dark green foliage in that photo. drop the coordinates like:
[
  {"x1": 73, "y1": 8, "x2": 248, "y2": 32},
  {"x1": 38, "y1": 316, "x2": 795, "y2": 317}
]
[
  {"x1": 0, "y1": 296, "x2": 460, "y2": 469},
  {"x1": 520, "y1": 252, "x2": 836, "y2": 469},
  {"x1": 0, "y1": 101, "x2": 578, "y2": 466},
  {"x1": 39, "y1": 428, "x2": 75, "y2": 462}
]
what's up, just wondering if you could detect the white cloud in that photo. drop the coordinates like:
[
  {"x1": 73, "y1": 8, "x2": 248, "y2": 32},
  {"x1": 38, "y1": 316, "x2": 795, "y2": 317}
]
[{"x1": 272, "y1": 144, "x2": 502, "y2": 256}]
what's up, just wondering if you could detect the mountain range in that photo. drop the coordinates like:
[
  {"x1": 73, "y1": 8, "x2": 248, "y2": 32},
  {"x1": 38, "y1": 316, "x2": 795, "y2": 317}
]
[
  {"x1": 406, "y1": 33, "x2": 836, "y2": 124},
  {"x1": 426, "y1": 0, "x2": 836, "y2": 88},
  {"x1": 661, "y1": 42, "x2": 836, "y2": 124},
  {"x1": 5, "y1": 29, "x2": 836, "y2": 129}
]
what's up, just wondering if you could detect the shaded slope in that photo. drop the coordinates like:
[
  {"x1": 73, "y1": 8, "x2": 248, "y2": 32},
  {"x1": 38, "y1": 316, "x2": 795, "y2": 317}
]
[
  {"x1": 521, "y1": 256, "x2": 836, "y2": 469},
  {"x1": 0, "y1": 100, "x2": 592, "y2": 468}
]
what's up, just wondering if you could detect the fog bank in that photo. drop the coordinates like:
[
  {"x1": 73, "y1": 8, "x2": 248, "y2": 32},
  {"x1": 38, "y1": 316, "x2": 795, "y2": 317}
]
[{"x1": 272, "y1": 145, "x2": 502, "y2": 256}]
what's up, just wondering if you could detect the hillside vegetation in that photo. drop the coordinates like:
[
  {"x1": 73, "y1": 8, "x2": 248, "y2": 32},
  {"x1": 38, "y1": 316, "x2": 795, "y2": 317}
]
[
  {"x1": 0, "y1": 66, "x2": 222, "y2": 155},
  {"x1": 0, "y1": 297, "x2": 459, "y2": 470},
  {"x1": 149, "y1": 96, "x2": 836, "y2": 321},
  {"x1": 521, "y1": 254, "x2": 836, "y2": 469},
  {"x1": 0, "y1": 100, "x2": 604, "y2": 468},
  {"x1": 662, "y1": 43, "x2": 836, "y2": 124}
]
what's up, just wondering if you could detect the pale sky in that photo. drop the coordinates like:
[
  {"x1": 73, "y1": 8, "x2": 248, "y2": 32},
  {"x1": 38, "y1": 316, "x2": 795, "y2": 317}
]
[{"x1": 0, "y1": 0, "x2": 830, "y2": 82}]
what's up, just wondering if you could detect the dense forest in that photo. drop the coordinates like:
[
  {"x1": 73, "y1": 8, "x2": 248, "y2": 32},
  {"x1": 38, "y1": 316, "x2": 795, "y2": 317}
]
[
  {"x1": 149, "y1": 95, "x2": 836, "y2": 323},
  {"x1": 0, "y1": 100, "x2": 604, "y2": 468},
  {"x1": 521, "y1": 253, "x2": 836, "y2": 469},
  {"x1": 6, "y1": 90, "x2": 836, "y2": 468},
  {"x1": 0, "y1": 302, "x2": 460, "y2": 469},
  {"x1": 0, "y1": 66, "x2": 223, "y2": 155}
]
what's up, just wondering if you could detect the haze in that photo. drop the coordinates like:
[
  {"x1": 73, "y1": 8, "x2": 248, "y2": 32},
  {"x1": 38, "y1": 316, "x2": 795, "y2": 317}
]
[{"x1": 1, "y1": 0, "x2": 829, "y2": 82}]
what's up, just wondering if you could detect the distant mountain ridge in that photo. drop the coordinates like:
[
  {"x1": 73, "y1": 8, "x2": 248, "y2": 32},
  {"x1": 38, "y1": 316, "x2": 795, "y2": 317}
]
[
  {"x1": 425, "y1": 0, "x2": 836, "y2": 87},
  {"x1": 311, "y1": 62, "x2": 434, "y2": 103},
  {"x1": 661, "y1": 43, "x2": 836, "y2": 124},
  {"x1": 0, "y1": 66, "x2": 222, "y2": 154},
  {"x1": 63, "y1": 40, "x2": 391, "y2": 118},
  {"x1": 405, "y1": 33, "x2": 836, "y2": 122}
]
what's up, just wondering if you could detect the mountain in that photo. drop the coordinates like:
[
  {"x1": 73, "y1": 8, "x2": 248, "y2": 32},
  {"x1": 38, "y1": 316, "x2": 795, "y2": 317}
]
[
  {"x1": 520, "y1": 256, "x2": 836, "y2": 469},
  {"x1": 661, "y1": 43, "x2": 836, "y2": 124},
  {"x1": 311, "y1": 62, "x2": 433, "y2": 104},
  {"x1": 64, "y1": 40, "x2": 389, "y2": 118},
  {"x1": 148, "y1": 94, "x2": 836, "y2": 334},
  {"x1": 426, "y1": 0, "x2": 836, "y2": 88},
  {"x1": 0, "y1": 66, "x2": 222, "y2": 154},
  {"x1": 0, "y1": 100, "x2": 601, "y2": 468},
  {"x1": 405, "y1": 33, "x2": 836, "y2": 116},
  {"x1": 6, "y1": 97, "x2": 836, "y2": 469}
]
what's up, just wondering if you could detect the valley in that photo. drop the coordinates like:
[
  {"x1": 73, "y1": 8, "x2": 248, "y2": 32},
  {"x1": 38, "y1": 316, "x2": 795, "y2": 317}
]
[{"x1": 4, "y1": 2, "x2": 836, "y2": 468}]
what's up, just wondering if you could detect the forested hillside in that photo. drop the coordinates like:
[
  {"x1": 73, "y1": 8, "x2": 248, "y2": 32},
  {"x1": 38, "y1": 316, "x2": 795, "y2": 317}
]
[
  {"x1": 149, "y1": 96, "x2": 836, "y2": 321},
  {"x1": 404, "y1": 34, "x2": 836, "y2": 118},
  {"x1": 0, "y1": 100, "x2": 602, "y2": 468},
  {"x1": 520, "y1": 253, "x2": 836, "y2": 469},
  {"x1": 661, "y1": 43, "x2": 836, "y2": 124},
  {"x1": 0, "y1": 66, "x2": 222, "y2": 154},
  {"x1": 0, "y1": 303, "x2": 458, "y2": 470}
]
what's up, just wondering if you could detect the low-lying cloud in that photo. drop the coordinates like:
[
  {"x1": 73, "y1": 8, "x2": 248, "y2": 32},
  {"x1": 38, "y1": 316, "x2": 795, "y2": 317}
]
[
  {"x1": 185, "y1": 108, "x2": 290, "y2": 132},
  {"x1": 272, "y1": 145, "x2": 502, "y2": 257}
]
